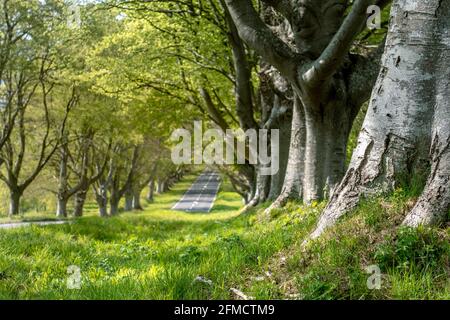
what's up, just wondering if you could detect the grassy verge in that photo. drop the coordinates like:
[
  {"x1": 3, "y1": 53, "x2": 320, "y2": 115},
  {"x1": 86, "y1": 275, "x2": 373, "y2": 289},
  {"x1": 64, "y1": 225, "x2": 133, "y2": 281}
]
[{"x1": 0, "y1": 174, "x2": 448, "y2": 299}]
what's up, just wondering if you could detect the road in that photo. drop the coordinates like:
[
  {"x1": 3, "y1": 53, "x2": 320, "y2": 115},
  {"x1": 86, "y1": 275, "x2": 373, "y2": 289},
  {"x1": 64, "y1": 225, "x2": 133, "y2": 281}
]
[
  {"x1": 172, "y1": 171, "x2": 221, "y2": 213},
  {"x1": 0, "y1": 220, "x2": 68, "y2": 230}
]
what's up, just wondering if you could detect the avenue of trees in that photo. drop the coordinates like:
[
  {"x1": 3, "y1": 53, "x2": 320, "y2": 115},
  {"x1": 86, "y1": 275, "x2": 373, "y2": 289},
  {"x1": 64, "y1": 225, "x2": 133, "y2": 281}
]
[
  {"x1": 1, "y1": 0, "x2": 448, "y2": 240},
  {"x1": 0, "y1": 0, "x2": 188, "y2": 218}
]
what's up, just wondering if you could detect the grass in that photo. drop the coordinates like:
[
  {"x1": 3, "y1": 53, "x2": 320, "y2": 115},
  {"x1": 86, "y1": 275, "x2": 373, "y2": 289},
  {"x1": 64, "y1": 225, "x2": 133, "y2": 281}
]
[{"x1": 0, "y1": 174, "x2": 448, "y2": 300}]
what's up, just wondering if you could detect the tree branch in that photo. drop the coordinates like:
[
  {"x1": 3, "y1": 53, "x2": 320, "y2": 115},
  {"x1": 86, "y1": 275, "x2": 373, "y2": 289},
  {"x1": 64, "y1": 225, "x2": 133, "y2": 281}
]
[
  {"x1": 303, "y1": 0, "x2": 377, "y2": 87},
  {"x1": 224, "y1": 0, "x2": 298, "y2": 78}
]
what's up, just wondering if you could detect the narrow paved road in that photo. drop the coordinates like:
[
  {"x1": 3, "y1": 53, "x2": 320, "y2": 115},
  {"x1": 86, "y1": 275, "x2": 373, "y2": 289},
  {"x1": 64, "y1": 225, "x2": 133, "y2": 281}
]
[
  {"x1": 172, "y1": 171, "x2": 221, "y2": 213},
  {"x1": 0, "y1": 220, "x2": 68, "y2": 230}
]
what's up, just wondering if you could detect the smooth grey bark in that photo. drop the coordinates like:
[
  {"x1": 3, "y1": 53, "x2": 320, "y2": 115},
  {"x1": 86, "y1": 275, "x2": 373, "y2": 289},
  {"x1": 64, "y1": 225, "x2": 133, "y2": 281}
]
[
  {"x1": 266, "y1": 94, "x2": 305, "y2": 211},
  {"x1": 403, "y1": 0, "x2": 450, "y2": 227},
  {"x1": 246, "y1": 164, "x2": 271, "y2": 208},
  {"x1": 268, "y1": 111, "x2": 291, "y2": 200},
  {"x1": 225, "y1": 0, "x2": 385, "y2": 204},
  {"x1": 258, "y1": 62, "x2": 294, "y2": 202},
  {"x1": 302, "y1": 83, "x2": 355, "y2": 202},
  {"x1": 98, "y1": 203, "x2": 108, "y2": 218},
  {"x1": 56, "y1": 196, "x2": 68, "y2": 218},
  {"x1": 312, "y1": 0, "x2": 443, "y2": 238}
]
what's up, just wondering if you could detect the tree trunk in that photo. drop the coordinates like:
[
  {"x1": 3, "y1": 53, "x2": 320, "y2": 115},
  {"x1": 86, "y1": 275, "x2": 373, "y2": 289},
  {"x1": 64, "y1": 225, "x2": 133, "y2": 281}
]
[
  {"x1": 300, "y1": 78, "x2": 355, "y2": 203},
  {"x1": 124, "y1": 189, "x2": 133, "y2": 211},
  {"x1": 133, "y1": 188, "x2": 143, "y2": 210},
  {"x1": 146, "y1": 179, "x2": 155, "y2": 202},
  {"x1": 9, "y1": 190, "x2": 21, "y2": 216},
  {"x1": 110, "y1": 198, "x2": 120, "y2": 216},
  {"x1": 224, "y1": 0, "x2": 386, "y2": 209},
  {"x1": 56, "y1": 144, "x2": 69, "y2": 218},
  {"x1": 110, "y1": 180, "x2": 121, "y2": 216},
  {"x1": 403, "y1": 0, "x2": 450, "y2": 227},
  {"x1": 56, "y1": 196, "x2": 68, "y2": 218},
  {"x1": 73, "y1": 190, "x2": 87, "y2": 217},
  {"x1": 94, "y1": 184, "x2": 108, "y2": 218},
  {"x1": 267, "y1": 114, "x2": 291, "y2": 200},
  {"x1": 245, "y1": 164, "x2": 270, "y2": 209},
  {"x1": 266, "y1": 95, "x2": 305, "y2": 212},
  {"x1": 156, "y1": 180, "x2": 163, "y2": 194},
  {"x1": 311, "y1": 0, "x2": 441, "y2": 238}
]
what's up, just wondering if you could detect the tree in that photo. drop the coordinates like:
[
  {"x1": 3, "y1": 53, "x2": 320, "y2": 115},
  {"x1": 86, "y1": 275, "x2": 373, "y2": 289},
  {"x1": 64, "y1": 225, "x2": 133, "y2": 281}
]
[
  {"x1": 129, "y1": 138, "x2": 162, "y2": 210},
  {"x1": 0, "y1": 0, "x2": 31, "y2": 155},
  {"x1": 104, "y1": 0, "x2": 283, "y2": 204},
  {"x1": 0, "y1": 66, "x2": 74, "y2": 216},
  {"x1": 108, "y1": 144, "x2": 139, "y2": 215},
  {"x1": 54, "y1": 128, "x2": 110, "y2": 217},
  {"x1": 224, "y1": 0, "x2": 389, "y2": 204},
  {"x1": 311, "y1": 0, "x2": 450, "y2": 238}
]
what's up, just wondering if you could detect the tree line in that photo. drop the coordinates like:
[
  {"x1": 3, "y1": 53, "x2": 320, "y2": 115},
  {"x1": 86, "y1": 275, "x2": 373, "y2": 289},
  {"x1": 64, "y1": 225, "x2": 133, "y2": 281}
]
[
  {"x1": 1, "y1": 0, "x2": 448, "y2": 237},
  {"x1": 0, "y1": 0, "x2": 188, "y2": 217}
]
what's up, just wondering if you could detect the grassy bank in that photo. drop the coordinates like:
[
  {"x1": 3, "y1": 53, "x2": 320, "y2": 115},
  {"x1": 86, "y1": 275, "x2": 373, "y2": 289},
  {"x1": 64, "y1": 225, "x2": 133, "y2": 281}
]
[{"x1": 0, "y1": 174, "x2": 448, "y2": 299}]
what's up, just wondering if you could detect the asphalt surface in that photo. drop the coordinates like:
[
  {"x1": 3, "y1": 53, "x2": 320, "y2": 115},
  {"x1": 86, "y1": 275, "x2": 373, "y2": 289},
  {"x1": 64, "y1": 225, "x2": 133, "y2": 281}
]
[{"x1": 172, "y1": 171, "x2": 221, "y2": 213}]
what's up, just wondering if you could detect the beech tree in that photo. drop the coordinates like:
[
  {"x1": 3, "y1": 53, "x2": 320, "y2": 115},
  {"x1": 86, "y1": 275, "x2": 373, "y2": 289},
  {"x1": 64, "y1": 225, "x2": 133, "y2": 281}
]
[
  {"x1": 108, "y1": 144, "x2": 139, "y2": 216},
  {"x1": 54, "y1": 129, "x2": 110, "y2": 217},
  {"x1": 312, "y1": 0, "x2": 450, "y2": 238},
  {"x1": 0, "y1": 55, "x2": 74, "y2": 216},
  {"x1": 224, "y1": 0, "x2": 389, "y2": 206},
  {"x1": 104, "y1": 0, "x2": 293, "y2": 205}
]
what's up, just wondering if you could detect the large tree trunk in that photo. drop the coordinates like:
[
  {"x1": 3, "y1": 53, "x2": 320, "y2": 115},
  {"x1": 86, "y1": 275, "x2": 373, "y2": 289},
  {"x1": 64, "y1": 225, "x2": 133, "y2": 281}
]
[
  {"x1": 56, "y1": 196, "x2": 69, "y2": 218},
  {"x1": 225, "y1": 0, "x2": 385, "y2": 213},
  {"x1": 403, "y1": 0, "x2": 450, "y2": 227},
  {"x1": 267, "y1": 113, "x2": 291, "y2": 200},
  {"x1": 311, "y1": 0, "x2": 442, "y2": 238},
  {"x1": 110, "y1": 198, "x2": 120, "y2": 216},
  {"x1": 245, "y1": 164, "x2": 270, "y2": 208},
  {"x1": 94, "y1": 184, "x2": 108, "y2": 218},
  {"x1": 266, "y1": 95, "x2": 305, "y2": 212},
  {"x1": 300, "y1": 77, "x2": 355, "y2": 203},
  {"x1": 124, "y1": 189, "x2": 133, "y2": 211},
  {"x1": 133, "y1": 188, "x2": 143, "y2": 210},
  {"x1": 9, "y1": 190, "x2": 21, "y2": 216},
  {"x1": 109, "y1": 182, "x2": 121, "y2": 216},
  {"x1": 73, "y1": 189, "x2": 87, "y2": 217}
]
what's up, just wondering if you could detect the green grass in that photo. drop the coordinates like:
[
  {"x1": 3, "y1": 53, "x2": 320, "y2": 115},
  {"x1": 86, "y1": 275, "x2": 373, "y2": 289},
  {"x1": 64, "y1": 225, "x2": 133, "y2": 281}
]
[
  {"x1": 0, "y1": 175, "x2": 448, "y2": 300},
  {"x1": 0, "y1": 174, "x2": 304, "y2": 299},
  {"x1": 266, "y1": 190, "x2": 450, "y2": 300}
]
